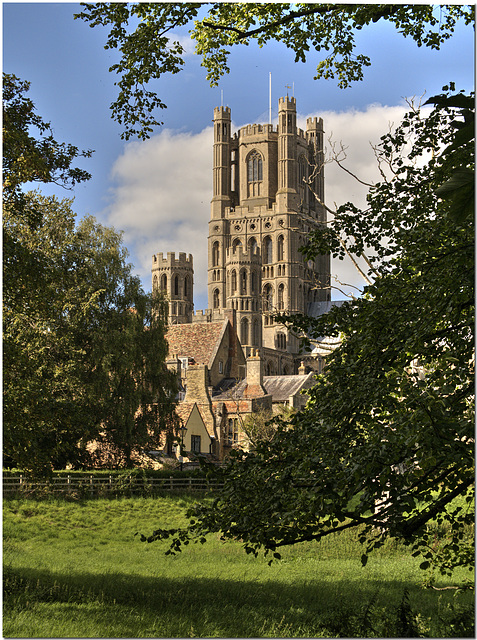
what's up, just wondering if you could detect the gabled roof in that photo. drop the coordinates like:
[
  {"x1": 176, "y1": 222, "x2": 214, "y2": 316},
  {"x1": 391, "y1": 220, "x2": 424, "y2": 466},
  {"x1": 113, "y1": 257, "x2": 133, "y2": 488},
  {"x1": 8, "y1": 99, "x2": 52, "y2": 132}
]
[
  {"x1": 263, "y1": 373, "x2": 315, "y2": 402},
  {"x1": 175, "y1": 402, "x2": 215, "y2": 438},
  {"x1": 166, "y1": 320, "x2": 228, "y2": 368},
  {"x1": 213, "y1": 373, "x2": 315, "y2": 403}
]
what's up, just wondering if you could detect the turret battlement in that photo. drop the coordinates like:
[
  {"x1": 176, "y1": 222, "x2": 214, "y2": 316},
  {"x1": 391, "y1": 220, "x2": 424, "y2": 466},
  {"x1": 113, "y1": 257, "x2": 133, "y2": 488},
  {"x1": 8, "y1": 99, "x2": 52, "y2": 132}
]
[
  {"x1": 152, "y1": 252, "x2": 193, "y2": 268},
  {"x1": 306, "y1": 116, "x2": 324, "y2": 130},
  {"x1": 239, "y1": 123, "x2": 277, "y2": 138},
  {"x1": 278, "y1": 95, "x2": 296, "y2": 108},
  {"x1": 214, "y1": 106, "x2": 231, "y2": 118}
]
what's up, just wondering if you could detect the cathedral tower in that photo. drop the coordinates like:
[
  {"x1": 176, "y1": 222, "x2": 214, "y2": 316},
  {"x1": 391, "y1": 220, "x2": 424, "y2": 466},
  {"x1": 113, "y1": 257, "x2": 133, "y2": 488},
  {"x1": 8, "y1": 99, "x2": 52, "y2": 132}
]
[
  {"x1": 152, "y1": 252, "x2": 194, "y2": 324},
  {"x1": 207, "y1": 97, "x2": 331, "y2": 366}
]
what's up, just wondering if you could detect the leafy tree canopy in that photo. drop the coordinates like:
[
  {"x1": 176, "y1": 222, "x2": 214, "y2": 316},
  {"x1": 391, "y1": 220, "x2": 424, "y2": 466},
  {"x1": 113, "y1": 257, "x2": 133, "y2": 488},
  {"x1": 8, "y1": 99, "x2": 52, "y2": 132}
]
[
  {"x1": 4, "y1": 192, "x2": 178, "y2": 475},
  {"x1": 75, "y1": 3, "x2": 474, "y2": 139},
  {"x1": 3, "y1": 75, "x2": 177, "y2": 475},
  {"x1": 3, "y1": 73, "x2": 92, "y2": 217},
  {"x1": 141, "y1": 88, "x2": 474, "y2": 578}
]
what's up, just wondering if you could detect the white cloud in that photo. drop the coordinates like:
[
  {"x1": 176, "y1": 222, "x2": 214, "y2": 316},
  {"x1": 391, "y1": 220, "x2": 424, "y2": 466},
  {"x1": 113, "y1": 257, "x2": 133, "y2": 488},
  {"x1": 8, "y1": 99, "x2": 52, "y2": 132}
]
[
  {"x1": 106, "y1": 128, "x2": 212, "y2": 308},
  {"x1": 168, "y1": 33, "x2": 196, "y2": 56},
  {"x1": 105, "y1": 103, "x2": 420, "y2": 307}
]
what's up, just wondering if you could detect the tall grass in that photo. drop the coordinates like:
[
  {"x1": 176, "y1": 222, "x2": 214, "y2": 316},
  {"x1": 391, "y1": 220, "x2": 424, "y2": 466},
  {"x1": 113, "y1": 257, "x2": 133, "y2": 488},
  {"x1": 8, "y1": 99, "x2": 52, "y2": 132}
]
[{"x1": 3, "y1": 495, "x2": 474, "y2": 638}]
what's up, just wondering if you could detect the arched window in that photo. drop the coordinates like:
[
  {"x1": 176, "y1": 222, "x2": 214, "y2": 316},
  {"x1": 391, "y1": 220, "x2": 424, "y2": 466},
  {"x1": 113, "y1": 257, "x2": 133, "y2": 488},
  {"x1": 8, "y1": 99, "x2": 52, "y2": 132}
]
[
  {"x1": 253, "y1": 319, "x2": 260, "y2": 346},
  {"x1": 212, "y1": 241, "x2": 220, "y2": 267},
  {"x1": 232, "y1": 238, "x2": 242, "y2": 254},
  {"x1": 213, "y1": 288, "x2": 220, "y2": 309},
  {"x1": 263, "y1": 236, "x2": 273, "y2": 264},
  {"x1": 184, "y1": 276, "x2": 189, "y2": 298},
  {"x1": 248, "y1": 237, "x2": 258, "y2": 254},
  {"x1": 240, "y1": 269, "x2": 247, "y2": 295},
  {"x1": 278, "y1": 283, "x2": 285, "y2": 310},
  {"x1": 231, "y1": 270, "x2": 237, "y2": 294},
  {"x1": 174, "y1": 275, "x2": 179, "y2": 296},
  {"x1": 247, "y1": 151, "x2": 263, "y2": 182},
  {"x1": 160, "y1": 274, "x2": 167, "y2": 291},
  {"x1": 298, "y1": 155, "x2": 307, "y2": 185},
  {"x1": 263, "y1": 284, "x2": 273, "y2": 312},
  {"x1": 247, "y1": 151, "x2": 263, "y2": 197},
  {"x1": 277, "y1": 235, "x2": 284, "y2": 261},
  {"x1": 153, "y1": 274, "x2": 158, "y2": 291},
  {"x1": 251, "y1": 270, "x2": 257, "y2": 294},
  {"x1": 240, "y1": 317, "x2": 249, "y2": 345}
]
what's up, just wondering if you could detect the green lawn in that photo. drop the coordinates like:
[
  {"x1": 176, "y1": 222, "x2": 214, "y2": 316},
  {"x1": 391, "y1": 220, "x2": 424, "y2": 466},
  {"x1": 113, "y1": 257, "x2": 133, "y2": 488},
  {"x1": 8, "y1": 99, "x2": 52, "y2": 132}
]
[{"x1": 3, "y1": 495, "x2": 474, "y2": 638}]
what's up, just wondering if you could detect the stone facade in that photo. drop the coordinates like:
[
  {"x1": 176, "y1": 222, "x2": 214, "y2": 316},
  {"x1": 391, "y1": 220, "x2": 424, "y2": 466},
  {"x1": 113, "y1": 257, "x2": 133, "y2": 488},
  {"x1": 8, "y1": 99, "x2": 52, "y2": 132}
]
[
  {"x1": 208, "y1": 97, "x2": 330, "y2": 362},
  {"x1": 153, "y1": 96, "x2": 331, "y2": 373},
  {"x1": 151, "y1": 97, "x2": 334, "y2": 463}
]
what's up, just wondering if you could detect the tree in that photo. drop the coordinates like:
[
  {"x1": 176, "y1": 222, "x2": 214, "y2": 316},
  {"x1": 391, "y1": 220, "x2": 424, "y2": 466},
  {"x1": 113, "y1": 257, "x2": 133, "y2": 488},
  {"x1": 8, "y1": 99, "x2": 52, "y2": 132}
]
[
  {"x1": 74, "y1": 3, "x2": 474, "y2": 139},
  {"x1": 4, "y1": 192, "x2": 178, "y2": 474},
  {"x1": 2, "y1": 73, "x2": 92, "y2": 216},
  {"x1": 241, "y1": 405, "x2": 295, "y2": 450},
  {"x1": 3, "y1": 75, "x2": 177, "y2": 475},
  {"x1": 141, "y1": 89, "x2": 474, "y2": 577}
]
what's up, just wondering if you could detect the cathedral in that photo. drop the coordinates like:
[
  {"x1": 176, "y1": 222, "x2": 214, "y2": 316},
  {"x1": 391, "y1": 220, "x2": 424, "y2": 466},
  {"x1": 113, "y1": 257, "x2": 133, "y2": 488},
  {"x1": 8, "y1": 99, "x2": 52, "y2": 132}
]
[
  {"x1": 152, "y1": 95, "x2": 330, "y2": 377},
  {"x1": 150, "y1": 96, "x2": 333, "y2": 462}
]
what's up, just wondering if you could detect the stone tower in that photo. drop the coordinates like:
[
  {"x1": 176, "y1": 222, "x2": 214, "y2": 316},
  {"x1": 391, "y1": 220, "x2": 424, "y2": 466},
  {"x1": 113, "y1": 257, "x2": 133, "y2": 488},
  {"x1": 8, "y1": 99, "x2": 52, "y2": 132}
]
[
  {"x1": 152, "y1": 252, "x2": 194, "y2": 324},
  {"x1": 208, "y1": 96, "x2": 330, "y2": 362}
]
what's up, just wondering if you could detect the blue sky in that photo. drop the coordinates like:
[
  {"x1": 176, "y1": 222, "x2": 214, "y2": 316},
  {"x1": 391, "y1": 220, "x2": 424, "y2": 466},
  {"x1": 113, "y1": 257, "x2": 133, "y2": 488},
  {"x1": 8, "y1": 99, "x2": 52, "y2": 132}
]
[{"x1": 3, "y1": 2, "x2": 475, "y2": 308}]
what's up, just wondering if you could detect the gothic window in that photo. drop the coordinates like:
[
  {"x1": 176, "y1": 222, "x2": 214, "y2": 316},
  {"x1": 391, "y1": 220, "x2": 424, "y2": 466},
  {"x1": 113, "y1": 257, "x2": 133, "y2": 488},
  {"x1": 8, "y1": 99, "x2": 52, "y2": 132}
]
[
  {"x1": 263, "y1": 284, "x2": 273, "y2": 312},
  {"x1": 277, "y1": 235, "x2": 284, "y2": 261},
  {"x1": 276, "y1": 333, "x2": 287, "y2": 350},
  {"x1": 212, "y1": 241, "x2": 220, "y2": 266},
  {"x1": 184, "y1": 276, "x2": 189, "y2": 298},
  {"x1": 240, "y1": 269, "x2": 247, "y2": 295},
  {"x1": 247, "y1": 151, "x2": 263, "y2": 197},
  {"x1": 263, "y1": 236, "x2": 273, "y2": 264},
  {"x1": 253, "y1": 319, "x2": 260, "y2": 346},
  {"x1": 240, "y1": 317, "x2": 249, "y2": 345},
  {"x1": 248, "y1": 237, "x2": 258, "y2": 254},
  {"x1": 160, "y1": 274, "x2": 167, "y2": 291},
  {"x1": 230, "y1": 270, "x2": 236, "y2": 295},
  {"x1": 153, "y1": 274, "x2": 158, "y2": 291},
  {"x1": 251, "y1": 270, "x2": 257, "y2": 294},
  {"x1": 232, "y1": 238, "x2": 242, "y2": 254},
  {"x1": 174, "y1": 275, "x2": 179, "y2": 296},
  {"x1": 298, "y1": 155, "x2": 307, "y2": 185},
  {"x1": 247, "y1": 151, "x2": 263, "y2": 182},
  {"x1": 278, "y1": 283, "x2": 285, "y2": 310},
  {"x1": 213, "y1": 288, "x2": 220, "y2": 309}
]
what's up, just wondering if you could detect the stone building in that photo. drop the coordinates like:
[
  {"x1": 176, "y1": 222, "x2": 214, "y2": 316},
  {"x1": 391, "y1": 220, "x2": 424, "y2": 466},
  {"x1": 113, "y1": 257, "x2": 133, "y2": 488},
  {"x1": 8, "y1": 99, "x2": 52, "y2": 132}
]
[{"x1": 152, "y1": 97, "x2": 335, "y2": 463}]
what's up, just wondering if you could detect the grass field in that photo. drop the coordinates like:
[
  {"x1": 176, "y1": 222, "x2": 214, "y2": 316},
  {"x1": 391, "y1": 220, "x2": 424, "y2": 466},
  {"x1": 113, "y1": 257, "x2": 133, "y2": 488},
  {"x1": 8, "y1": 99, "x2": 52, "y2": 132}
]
[{"x1": 3, "y1": 494, "x2": 474, "y2": 638}]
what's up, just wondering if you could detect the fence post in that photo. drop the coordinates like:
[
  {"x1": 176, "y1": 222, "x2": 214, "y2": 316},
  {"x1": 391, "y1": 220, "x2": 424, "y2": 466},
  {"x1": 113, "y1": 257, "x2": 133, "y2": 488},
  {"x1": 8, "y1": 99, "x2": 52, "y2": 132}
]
[{"x1": 90, "y1": 475, "x2": 94, "y2": 498}]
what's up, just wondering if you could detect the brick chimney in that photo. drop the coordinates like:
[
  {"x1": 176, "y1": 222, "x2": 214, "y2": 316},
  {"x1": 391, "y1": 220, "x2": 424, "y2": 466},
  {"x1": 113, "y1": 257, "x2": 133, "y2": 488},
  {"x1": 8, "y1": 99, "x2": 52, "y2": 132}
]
[{"x1": 244, "y1": 349, "x2": 267, "y2": 397}]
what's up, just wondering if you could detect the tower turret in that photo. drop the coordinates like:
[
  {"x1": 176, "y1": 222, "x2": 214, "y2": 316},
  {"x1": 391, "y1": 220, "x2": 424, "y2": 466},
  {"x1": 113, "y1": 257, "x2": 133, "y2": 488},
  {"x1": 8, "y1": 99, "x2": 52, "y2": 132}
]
[
  {"x1": 277, "y1": 96, "x2": 299, "y2": 211},
  {"x1": 152, "y1": 252, "x2": 194, "y2": 324},
  {"x1": 211, "y1": 106, "x2": 232, "y2": 219}
]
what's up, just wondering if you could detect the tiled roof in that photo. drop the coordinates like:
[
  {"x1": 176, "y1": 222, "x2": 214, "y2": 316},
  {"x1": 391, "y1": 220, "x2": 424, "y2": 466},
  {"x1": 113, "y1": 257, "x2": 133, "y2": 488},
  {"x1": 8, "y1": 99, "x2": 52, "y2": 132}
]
[
  {"x1": 263, "y1": 373, "x2": 315, "y2": 402},
  {"x1": 166, "y1": 321, "x2": 227, "y2": 367},
  {"x1": 213, "y1": 373, "x2": 315, "y2": 402}
]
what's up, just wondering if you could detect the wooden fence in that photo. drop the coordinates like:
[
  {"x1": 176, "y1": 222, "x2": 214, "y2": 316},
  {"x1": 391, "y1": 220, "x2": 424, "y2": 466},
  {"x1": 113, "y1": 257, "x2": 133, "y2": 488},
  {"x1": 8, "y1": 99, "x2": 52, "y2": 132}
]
[{"x1": 3, "y1": 475, "x2": 223, "y2": 497}]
